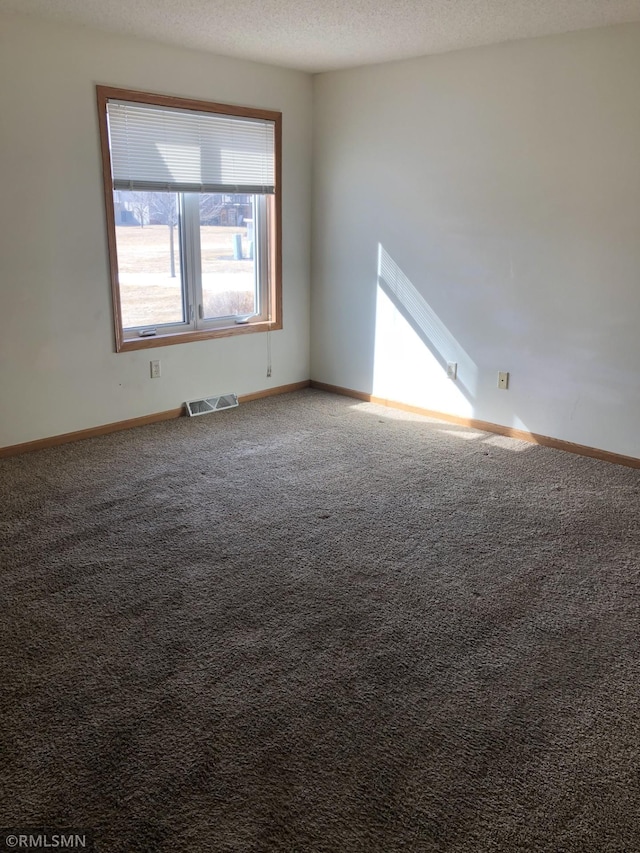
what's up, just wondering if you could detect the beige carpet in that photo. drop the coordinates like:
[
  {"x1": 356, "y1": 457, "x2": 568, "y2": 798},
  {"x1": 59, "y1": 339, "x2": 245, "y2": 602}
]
[{"x1": 1, "y1": 389, "x2": 639, "y2": 852}]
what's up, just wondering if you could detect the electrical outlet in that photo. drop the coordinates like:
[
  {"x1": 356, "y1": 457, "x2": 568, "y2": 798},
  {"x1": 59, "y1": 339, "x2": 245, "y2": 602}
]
[
  {"x1": 498, "y1": 371, "x2": 509, "y2": 390},
  {"x1": 150, "y1": 359, "x2": 161, "y2": 379},
  {"x1": 446, "y1": 362, "x2": 457, "y2": 380}
]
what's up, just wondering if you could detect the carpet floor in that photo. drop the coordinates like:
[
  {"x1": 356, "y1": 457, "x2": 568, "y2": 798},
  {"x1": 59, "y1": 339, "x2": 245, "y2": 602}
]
[{"x1": 1, "y1": 389, "x2": 639, "y2": 852}]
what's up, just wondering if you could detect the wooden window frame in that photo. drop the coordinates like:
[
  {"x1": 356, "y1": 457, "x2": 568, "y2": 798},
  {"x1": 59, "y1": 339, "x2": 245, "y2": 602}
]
[{"x1": 96, "y1": 86, "x2": 282, "y2": 353}]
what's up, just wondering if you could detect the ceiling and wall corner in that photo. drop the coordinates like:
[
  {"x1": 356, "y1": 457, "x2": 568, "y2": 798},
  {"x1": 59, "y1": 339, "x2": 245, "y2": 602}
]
[{"x1": 0, "y1": 0, "x2": 640, "y2": 72}]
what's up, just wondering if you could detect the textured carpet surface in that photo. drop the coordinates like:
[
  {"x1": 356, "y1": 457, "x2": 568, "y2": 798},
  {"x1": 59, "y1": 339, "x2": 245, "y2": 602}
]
[{"x1": 1, "y1": 389, "x2": 639, "y2": 852}]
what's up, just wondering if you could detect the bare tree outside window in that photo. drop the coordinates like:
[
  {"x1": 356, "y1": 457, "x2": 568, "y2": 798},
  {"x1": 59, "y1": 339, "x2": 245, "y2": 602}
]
[
  {"x1": 200, "y1": 194, "x2": 225, "y2": 225},
  {"x1": 149, "y1": 193, "x2": 179, "y2": 278},
  {"x1": 128, "y1": 192, "x2": 150, "y2": 228},
  {"x1": 144, "y1": 193, "x2": 226, "y2": 278}
]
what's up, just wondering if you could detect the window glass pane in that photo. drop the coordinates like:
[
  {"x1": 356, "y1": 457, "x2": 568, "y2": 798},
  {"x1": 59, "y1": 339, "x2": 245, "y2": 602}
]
[
  {"x1": 199, "y1": 193, "x2": 257, "y2": 319},
  {"x1": 114, "y1": 191, "x2": 184, "y2": 329}
]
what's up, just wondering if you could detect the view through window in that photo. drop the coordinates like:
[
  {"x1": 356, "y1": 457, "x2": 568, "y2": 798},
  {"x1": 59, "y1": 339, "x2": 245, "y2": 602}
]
[{"x1": 115, "y1": 191, "x2": 258, "y2": 330}]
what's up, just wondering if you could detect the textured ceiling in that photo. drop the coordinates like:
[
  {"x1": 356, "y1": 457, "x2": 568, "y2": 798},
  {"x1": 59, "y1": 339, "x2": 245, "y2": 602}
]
[{"x1": 3, "y1": 0, "x2": 640, "y2": 72}]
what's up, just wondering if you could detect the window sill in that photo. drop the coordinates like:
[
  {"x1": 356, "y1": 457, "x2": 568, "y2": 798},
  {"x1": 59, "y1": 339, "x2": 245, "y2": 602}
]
[{"x1": 117, "y1": 318, "x2": 281, "y2": 352}]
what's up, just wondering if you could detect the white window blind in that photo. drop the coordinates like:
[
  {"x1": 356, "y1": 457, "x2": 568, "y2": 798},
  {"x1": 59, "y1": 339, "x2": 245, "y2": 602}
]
[{"x1": 106, "y1": 100, "x2": 276, "y2": 194}]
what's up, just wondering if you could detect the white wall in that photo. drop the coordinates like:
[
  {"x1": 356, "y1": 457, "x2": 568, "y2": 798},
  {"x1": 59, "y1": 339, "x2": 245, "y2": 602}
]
[
  {"x1": 312, "y1": 25, "x2": 640, "y2": 458},
  {"x1": 3, "y1": 17, "x2": 640, "y2": 459},
  {"x1": 0, "y1": 14, "x2": 312, "y2": 447}
]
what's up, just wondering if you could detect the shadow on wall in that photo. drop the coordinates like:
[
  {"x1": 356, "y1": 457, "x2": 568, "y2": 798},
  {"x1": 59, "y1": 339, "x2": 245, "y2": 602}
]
[{"x1": 374, "y1": 244, "x2": 478, "y2": 413}]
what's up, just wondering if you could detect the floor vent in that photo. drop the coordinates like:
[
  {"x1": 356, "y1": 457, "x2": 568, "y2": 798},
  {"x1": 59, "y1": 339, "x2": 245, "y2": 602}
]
[{"x1": 185, "y1": 393, "x2": 239, "y2": 417}]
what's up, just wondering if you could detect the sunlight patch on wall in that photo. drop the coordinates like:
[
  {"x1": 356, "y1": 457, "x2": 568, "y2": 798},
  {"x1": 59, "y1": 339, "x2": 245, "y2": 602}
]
[
  {"x1": 511, "y1": 415, "x2": 530, "y2": 432},
  {"x1": 373, "y1": 245, "x2": 477, "y2": 416}
]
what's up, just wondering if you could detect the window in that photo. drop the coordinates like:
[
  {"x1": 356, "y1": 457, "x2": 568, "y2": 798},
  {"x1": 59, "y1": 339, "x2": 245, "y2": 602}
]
[{"x1": 97, "y1": 87, "x2": 282, "y2": 352}]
